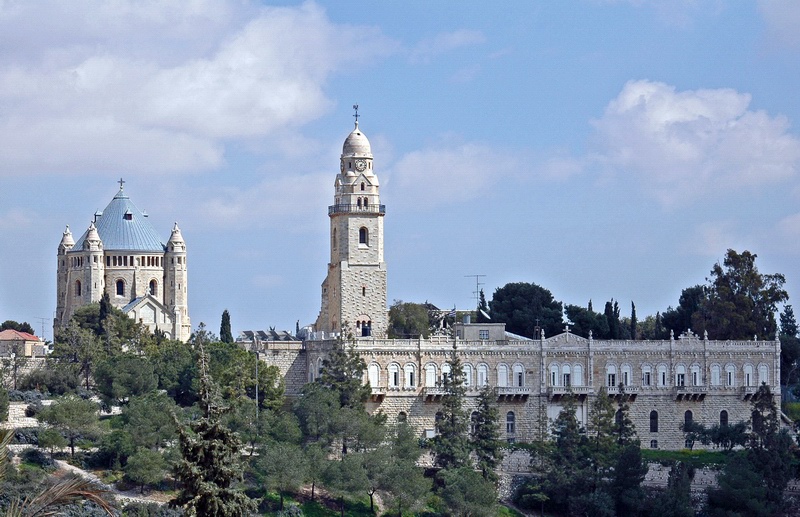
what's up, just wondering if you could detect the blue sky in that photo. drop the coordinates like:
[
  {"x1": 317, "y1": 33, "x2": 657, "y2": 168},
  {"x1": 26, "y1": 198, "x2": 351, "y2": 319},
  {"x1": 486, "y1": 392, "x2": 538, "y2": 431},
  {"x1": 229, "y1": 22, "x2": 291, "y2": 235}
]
[{"x1": 1, "y1": 1, "x2": 799, "y2": 340}]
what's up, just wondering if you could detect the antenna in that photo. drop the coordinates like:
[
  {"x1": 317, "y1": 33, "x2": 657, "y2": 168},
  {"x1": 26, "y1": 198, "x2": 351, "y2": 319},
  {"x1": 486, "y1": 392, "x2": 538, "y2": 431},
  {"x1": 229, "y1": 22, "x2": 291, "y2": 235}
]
[
  {"x1": 464, "y1": 274, "x2": 486, "y2": 308},
  {"x1": 35, "y1": 317, "x2": 49, "y2": 340}
]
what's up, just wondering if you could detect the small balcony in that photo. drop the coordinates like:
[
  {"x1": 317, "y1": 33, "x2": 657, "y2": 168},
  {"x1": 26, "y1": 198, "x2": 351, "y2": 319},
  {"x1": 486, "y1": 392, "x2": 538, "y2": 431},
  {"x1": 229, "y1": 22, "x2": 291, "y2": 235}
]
[
  {"x1": 740, "y1": 385, "x2": 759, "y2": 401},
  {"x1": 605, "y1": 385, "x2": 639, "y2": 401},
  {"x1": 496, "y1": 386, "x2": 532, "y2": 402},
  {"x1": 370, "y1": 386, "x2": 386, "y2": 403},
  {"x1": 674, "y1": 385, "x2": 707, "y2": 401},
  {"x1": 423, "y1": 386, "x2": 448, "y2": 402},
  {"x1": 547, "y1": 385, "x2": 593, "y2": 401},
  {"x1": 328, "y1": 204, "x2": 386, "y2": 216}
]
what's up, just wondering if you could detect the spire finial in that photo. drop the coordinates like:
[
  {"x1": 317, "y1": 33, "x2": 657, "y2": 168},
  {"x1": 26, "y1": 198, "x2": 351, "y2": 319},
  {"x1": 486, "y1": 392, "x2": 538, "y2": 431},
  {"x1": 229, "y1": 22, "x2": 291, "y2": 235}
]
[
  {"x1": 353, "y1": 104, "x2": 360, "y2": 127},
  {"x1": 118, "y1": 177, "x2": 125, "y2": 190}
]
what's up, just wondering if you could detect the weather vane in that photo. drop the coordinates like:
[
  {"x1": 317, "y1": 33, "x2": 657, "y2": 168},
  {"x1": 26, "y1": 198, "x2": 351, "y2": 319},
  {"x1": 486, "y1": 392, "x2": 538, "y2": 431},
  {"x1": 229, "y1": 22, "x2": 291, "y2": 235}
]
[{"x1": 353, "y1": 104, "x2": 360, "y2": 124}]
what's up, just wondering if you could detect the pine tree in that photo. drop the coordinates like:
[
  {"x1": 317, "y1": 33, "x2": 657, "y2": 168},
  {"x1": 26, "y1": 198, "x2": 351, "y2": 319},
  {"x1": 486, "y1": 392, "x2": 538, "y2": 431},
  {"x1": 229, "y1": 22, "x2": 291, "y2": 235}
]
[
  {"x1": 476, "y1": 289, "x2": 490, "y2": 323},
  {"x1": 318, "y1": 334, "x2": 371, "y2": 409},
  {"x1": 431, "y1": 347, "x2": 470, "y2": 470},
  {"x1": 171, "y1": 346, "x2": 256, "y2": 517},
  {"x1": 219, "y1": 310, "x2": 233, "y2": 343},
  {"x1": 472, "y1": 385, "x2": 503, "y2": 480}
]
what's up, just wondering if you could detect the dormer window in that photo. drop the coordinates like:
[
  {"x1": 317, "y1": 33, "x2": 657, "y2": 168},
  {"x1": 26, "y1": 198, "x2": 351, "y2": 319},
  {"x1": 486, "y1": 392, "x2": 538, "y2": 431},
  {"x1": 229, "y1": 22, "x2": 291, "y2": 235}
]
[
  {"x1": 124, "y1": 211, "x2": 132, "y2": 220},
  {"x1": 361, "y1": 182, "x2": 365, "y2": 191}
]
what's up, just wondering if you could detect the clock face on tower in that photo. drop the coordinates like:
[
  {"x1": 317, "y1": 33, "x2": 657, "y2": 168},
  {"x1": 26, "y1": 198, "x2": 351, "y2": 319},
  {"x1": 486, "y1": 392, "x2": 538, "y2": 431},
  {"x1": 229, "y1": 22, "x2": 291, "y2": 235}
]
[{"x1": 355, "y1": 159, "x2": 367, "y2": 172}]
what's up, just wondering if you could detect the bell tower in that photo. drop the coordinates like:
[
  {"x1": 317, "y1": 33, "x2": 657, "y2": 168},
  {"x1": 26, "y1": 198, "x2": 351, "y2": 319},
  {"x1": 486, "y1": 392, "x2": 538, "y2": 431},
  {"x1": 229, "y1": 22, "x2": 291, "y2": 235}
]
[{"x1": 316, "y1": 108, "x2": 387, "y2": 338}]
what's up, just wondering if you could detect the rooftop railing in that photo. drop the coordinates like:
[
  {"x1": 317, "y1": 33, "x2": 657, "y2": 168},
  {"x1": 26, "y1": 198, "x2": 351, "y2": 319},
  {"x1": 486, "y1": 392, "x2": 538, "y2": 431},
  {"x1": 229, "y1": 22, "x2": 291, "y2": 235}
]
[{"x1": 328, "y1": 204, "x2": 386, "y2": 216}]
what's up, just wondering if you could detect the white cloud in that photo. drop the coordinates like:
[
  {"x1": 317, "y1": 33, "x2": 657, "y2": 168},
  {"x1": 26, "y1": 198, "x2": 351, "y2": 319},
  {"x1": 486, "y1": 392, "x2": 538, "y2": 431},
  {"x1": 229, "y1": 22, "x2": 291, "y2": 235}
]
[
  {"x1": 196, "y1": 172, "x2": 329, "y2": 231},
  {"x1": 758, "y1": 0, "x2": 800, "y2": 48},
  {"x1": 0, "y1": 1, "x2": 396, "y2": 176},
  {"x1": 590, "y1": 80, "x2": 800, "y2": 205},
  {"x1": 388, "y1": 143, "x2": 519, "y2": 209},
  {"x1": 410, "y1": 30, "x2": 485, "y2": 64}
]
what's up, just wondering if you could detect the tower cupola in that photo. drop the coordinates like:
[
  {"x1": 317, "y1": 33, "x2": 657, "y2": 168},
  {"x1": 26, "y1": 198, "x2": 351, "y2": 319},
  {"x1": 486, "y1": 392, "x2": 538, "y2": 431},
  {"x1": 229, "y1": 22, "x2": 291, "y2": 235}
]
[{"x1": 58, "y1": 225, "x2": 74, "y2": 255}]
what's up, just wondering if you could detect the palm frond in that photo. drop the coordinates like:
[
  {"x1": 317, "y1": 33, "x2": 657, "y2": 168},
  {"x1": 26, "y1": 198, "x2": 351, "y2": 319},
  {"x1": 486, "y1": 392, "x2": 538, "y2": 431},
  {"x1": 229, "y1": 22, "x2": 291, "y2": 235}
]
[
  {"x1": 0, "y1": 427, "x2": 13, "y2": 481},
  {"x1": 17, "y1": 475, "x2": 115, "y2": 517}
]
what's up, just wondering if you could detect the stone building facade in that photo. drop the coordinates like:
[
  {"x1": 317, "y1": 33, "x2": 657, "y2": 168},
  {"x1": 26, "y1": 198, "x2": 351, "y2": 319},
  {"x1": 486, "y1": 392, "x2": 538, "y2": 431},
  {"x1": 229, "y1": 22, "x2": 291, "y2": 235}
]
[
  {"x1": 54, "y1": 183, "x2": 191, "y2": 341},
  {"x1": 272, "y1": 119, "x2": 783, "y2": 450}
]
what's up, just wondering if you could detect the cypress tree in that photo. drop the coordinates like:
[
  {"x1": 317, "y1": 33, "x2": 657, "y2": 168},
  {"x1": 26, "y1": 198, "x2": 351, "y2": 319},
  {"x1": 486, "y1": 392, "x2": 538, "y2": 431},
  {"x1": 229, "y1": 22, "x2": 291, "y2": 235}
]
[
  {"x1": 219, "y1": 310, "x2": 233, "y2": 343},
  {"x1": 630, "y1": 301, "x2": 637, "y2": 339},
  {"x1": 473, "y1": 385, "x2": 503, "y2": 480},
  {"x1": 431, "y1": 347, "x2": 470, "y2": 470}
]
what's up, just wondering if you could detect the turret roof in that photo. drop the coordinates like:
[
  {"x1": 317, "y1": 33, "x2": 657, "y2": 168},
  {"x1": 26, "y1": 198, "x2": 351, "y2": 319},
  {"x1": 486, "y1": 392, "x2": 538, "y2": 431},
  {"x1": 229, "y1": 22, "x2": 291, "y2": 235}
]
[
  {"x1": 342, "y1": 122, "x2": 372, "y2": 157},
  {"x1": 72, "y1": 187, "x2": 166, "y2": 252}
]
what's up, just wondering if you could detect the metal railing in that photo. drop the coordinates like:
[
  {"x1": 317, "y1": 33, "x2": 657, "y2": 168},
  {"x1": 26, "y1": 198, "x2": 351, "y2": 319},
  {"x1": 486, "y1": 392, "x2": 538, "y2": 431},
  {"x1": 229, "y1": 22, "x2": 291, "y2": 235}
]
[{"x1": 328, "y1": 204, "x2": 386, "y2": 216}]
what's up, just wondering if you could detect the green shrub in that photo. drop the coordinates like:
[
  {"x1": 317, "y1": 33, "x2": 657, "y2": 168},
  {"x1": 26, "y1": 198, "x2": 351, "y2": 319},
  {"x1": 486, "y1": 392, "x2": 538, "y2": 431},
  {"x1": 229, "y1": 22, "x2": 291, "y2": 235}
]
[{"x1": 0, "y1": 385, "x2": 8, "y2": 422}]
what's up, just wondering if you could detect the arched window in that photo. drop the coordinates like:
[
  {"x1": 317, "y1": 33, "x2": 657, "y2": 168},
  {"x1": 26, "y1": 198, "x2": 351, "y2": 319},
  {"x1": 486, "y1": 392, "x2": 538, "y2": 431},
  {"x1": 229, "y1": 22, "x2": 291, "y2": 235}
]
[
  {"x1": 425, "y1": 364, "x2": 437, "y2": 387},
  {"x1": 477, "y1": 364, "x2": 488, "y2": 387},
  {"x1": 684, "y1": 410, "x2": 693, "y2": 427},
  {"x1": 725, "y1": 364, "x2": 736, "y2": 387},
  {"x1": 398, "y1": 412, "x2": 407, "y2": 423},
  {"x1": 404, "y1": 363, "x2": 416, "y2": 388},
  {"x1": 513, "y1": 363, "x2": 525, "y2": 387},
  {"x1": 363, "y1": 198, "x2": 369, "y2": 209},
  {"x1": 116, "y1": 279, "x2": 125, "y2": 296},
  {"x1": 744, "y1": 364, "x2": 754, "y2": 387},
  {"x1": 360, "y1": 182, "x2": 365, "y2": 191},
  {"x1": 148, "y1": 280, "x2": 157, "y2": 296},
  {"x1": 435, "y1": 411, "x2": 444, "y2": 432},
  {"x1": 561, "y1": 364, "x2": 571, "y2": 387},
  {"x1": 650, "y1": 410, "x2": 658, "y2": 432},
  {"x1": 691, "y1": 364, "x2": 702, "y2": 386},
  {"x1": 462, "y1": 364, "x2": 473, "y2": 388},
  {"x1": 720, "y1": 410, "x2": 729, "y2": 427},
  {"x1": 621, "y1": 364, "x2": 632, "y2": 386},
  {"x1": 470, "y1": 411, "x2": 479, "y2": 435},
  {"x1": 497, "y1": 364, "x2": 509, "y2": 387},
  {"x1": 332, "y1": 228, "x2": 337, "y2": 249},
  {"x1": 359, "y1": 227, "x2": 368, "y2": 245},
  {"x1": 549, "y1": 363, "x2": 559, "y2": 386},
  {"x1": 573, "y1": 364, "x2": 583, "y2": 386},
  {"x1": 506, "y1": 412, "x2": 516, "y2": 434},
  {"x1": 758, "y1": 363, "x2": 769, "y2": 385},
  {"x1": 642, "y1": 364, "x2": 652, "y2": 386},
  {"x1": 441, "y1": 363, "x2": 452, "y2": 384},
  {"x1": 711, "y1": 364, "x2": 721, "y2": 386},
  {"x1": 675, "y1": 364, "x2": 686, "y2": 387},
  {"x1": 75, "y1": 280, "x2": 82, "y2": 297},
  {"x1": 606, "y1": 364, "x2": 617, "y2": 387},
  {"x1": 368, "y1": 363, "x2": 380, "y2": 388},
  {"x1": 658, "y1": 364, "x2": 668, "y2": 387},
  {"x1": 362, "y1": 287, "x2": 366, "y2": 297},
  {"x1": 388, "y1": 363, "x2": 400, "y2": 388}
]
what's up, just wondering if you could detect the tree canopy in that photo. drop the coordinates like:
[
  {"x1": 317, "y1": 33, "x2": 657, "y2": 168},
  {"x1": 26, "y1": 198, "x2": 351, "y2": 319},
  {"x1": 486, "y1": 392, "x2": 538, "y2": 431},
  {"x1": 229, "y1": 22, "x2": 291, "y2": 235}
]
[{"x1": 489, "y1": 282, "x2": 563, "y2": 338}]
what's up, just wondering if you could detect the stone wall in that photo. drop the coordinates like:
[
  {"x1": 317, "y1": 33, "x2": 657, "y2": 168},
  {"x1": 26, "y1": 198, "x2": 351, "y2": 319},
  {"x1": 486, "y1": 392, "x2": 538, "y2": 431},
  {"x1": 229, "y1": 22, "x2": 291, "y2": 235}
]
[
  {"x1": 294, "y1": 331, "x2": 781, "y2": 451},
  {"x1": 1, "y1": 357, "x2": 47, "y2": 389},
  {"x1": 257, "y1": 343, "x2": 307, "y2": 397}
]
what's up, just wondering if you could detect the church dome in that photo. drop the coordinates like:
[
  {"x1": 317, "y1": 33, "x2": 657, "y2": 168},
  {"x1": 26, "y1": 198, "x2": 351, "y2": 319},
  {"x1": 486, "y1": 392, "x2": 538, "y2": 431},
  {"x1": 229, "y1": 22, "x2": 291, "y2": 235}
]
[
  {"x1": 342, "y1": 123, "x2": 372, "y2": 158},
  {"x1": 72, "y1": 187, "x2": 166, "y2": 252}
]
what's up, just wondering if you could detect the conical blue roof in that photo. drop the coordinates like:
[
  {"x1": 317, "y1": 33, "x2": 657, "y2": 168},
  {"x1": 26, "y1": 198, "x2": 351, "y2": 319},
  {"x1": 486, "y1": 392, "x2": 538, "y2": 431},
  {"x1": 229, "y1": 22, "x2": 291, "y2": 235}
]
[{"x1": 73, "y1": 188, "x2": 166, "y2": 252}]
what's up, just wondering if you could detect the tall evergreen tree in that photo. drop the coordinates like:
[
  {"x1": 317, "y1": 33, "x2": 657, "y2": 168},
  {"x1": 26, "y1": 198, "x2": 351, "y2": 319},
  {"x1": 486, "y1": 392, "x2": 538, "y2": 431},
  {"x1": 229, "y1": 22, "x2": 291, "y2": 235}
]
[
  {"x1": 431, "y1": 347, "x2": 470, "y2": 470},
  {"x1": 318, "y1": 334, "x2": 371, "y2": 409},
  {"x1": 171, "y1": 346, "x2": 256, "y2": 516},
  {"x1": 630, "y1": 301, "x2": 638, "y2": 339},
  {"x1": 472, "y1": 385, "x2": 503, "y2": 480},
  {"x1": 779, "y1": 305, "x2": 800, "y2": 386},
  {"x1": 219, "y1": 310, "x2": 233, "y2": 343},
  {"x1": 476, "y1": 289, "x2": 490, "y2": 323}
]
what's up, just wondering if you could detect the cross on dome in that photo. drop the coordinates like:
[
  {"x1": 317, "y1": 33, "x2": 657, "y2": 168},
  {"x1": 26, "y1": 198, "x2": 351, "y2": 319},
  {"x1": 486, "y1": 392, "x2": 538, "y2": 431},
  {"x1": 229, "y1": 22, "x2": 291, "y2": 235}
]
[
  {"x1": 353, "y1": 104, "x2": 360, "y2": 127},
  {"x1": 118, "y1": 178, "x2": 125, "y2": 190}
]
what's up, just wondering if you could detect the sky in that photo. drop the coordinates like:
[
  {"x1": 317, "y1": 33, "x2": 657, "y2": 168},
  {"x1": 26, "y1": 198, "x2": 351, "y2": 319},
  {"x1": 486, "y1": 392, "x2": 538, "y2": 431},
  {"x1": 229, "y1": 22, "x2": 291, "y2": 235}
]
[{"x1": 1, "y1": 0, "x2": 799, "y2": 340}]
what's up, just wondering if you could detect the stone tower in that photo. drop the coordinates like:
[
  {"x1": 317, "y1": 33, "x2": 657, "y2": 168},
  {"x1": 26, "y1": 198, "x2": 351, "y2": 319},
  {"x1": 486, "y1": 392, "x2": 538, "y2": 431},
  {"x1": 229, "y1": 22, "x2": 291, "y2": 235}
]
[
  {"x1": 54, "y1": 183, "x2": 191, "y2": 342},
  {"x1": 316, "y1": 118, "x2": 388, "y2": 338}
]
